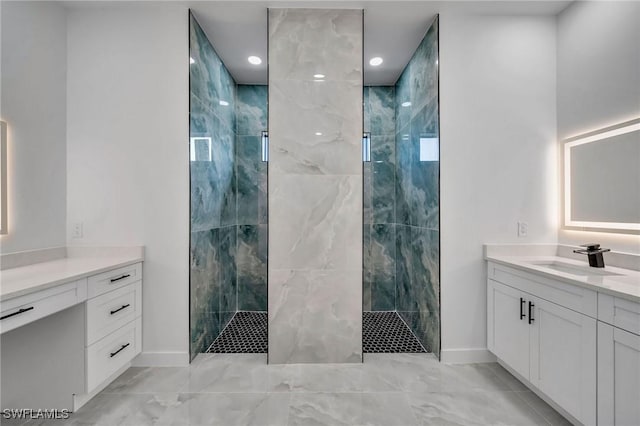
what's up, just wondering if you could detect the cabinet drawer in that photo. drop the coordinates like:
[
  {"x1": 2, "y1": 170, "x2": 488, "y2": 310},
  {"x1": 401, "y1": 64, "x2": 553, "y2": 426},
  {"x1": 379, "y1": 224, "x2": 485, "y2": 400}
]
[
  {"x1": 489, "y1": 262, "x2": 597, "y2": 318},
  {"x1": 87, "y1": 281, "x2": 141, "y2": 345},
  {"x1": 87, "y1": 263, "x2": 142, "y2": 299},
  {"x1": 86, "y1": 317, "x2": 141, "y2": 392},
  {"x1": 0, "y1": 280, "x2": 87, "y2": 334},
  {"x1": 599, "y1": 294, "x2": 640, "y2": 335}
]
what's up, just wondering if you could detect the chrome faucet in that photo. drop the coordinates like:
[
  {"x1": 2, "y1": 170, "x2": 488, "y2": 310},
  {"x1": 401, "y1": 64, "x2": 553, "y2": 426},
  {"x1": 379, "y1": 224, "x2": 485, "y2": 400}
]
[{"x1": 573, "y1": 243, "x2": 610, "y2": 268}]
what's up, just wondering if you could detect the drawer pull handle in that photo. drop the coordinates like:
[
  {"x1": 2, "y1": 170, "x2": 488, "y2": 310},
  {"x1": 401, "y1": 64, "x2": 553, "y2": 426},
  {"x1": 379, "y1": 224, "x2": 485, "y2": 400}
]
[
  {"x1": 110, "y1": 304, "x2": 131, "y2": 315},
  {"x1": 528, "y1": 301, "x2": 535, "y2": 324},
  {"x1": 110, "y1": 343, "x2": 130, "y2": 358},
  {"x1": 520, "y1": 298, "x2": 526, "y2": 320},
  {"x1": 110, "y1": 274, "x2": 131, "y2": 283},
  {"x1": 1, "y1": 306, "x2": 34, "y2": 320}
]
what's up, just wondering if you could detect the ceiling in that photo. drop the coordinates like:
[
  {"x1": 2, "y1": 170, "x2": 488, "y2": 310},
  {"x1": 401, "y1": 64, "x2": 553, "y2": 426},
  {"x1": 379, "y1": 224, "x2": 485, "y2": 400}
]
[
  {"x1": 65, "y1": 1, "x2": 573, "y2": 86},
  {"x1": 190, "y1": 1, "x2": 571, "y2": 85}
]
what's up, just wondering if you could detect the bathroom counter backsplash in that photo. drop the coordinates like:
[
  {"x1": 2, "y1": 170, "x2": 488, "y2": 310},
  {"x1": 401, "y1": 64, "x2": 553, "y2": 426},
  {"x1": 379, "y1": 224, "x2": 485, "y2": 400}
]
[
  {"x1": 484, "y1": 244, "x2": 640, "y2": 303},
  {"x1": 0, "y1": 246, "x2": 144, "y2": 301}
]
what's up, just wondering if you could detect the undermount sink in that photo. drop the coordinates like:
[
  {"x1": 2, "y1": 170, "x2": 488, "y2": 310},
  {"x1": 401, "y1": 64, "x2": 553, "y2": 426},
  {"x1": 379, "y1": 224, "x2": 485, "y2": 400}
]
[{"x1": 526, "y1": 260, "x2": 623, "y2": 277}]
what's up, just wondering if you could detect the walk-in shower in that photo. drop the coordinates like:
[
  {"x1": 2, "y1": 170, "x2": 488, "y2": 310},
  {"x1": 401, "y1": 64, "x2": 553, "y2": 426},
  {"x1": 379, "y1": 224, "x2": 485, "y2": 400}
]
[
  {"x1": 189, "y1": 12, "x2": 268, "y2": 359},
  {"x1": 363, "y1": 16, "x2": 440, "y2": 357},
  {"x1": 188, "y1": 7, "x2": 440, "y2": 362}
]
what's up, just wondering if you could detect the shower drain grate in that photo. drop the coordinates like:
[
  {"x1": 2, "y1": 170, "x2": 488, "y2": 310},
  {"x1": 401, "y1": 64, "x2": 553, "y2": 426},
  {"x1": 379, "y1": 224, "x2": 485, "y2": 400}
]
[
  {"x1": 206, "y1": 310, "x2": 427, "y2": 354},
  {"x1": 207, "y1": 311, "x2": 268, "y2": 354},
  {"x1": 363, "y1": 311, "x2": 427, "y2": 353}
]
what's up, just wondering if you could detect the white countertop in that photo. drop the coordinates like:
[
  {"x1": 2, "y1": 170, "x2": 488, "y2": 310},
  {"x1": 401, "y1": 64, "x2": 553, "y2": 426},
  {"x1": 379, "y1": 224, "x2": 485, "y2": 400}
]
[
  {"x1": 0, "y1": 248, "x2": 144, "y2": 301},
  {"x1": 486, "y1": 254, "x2": 640, "y2": 303}
]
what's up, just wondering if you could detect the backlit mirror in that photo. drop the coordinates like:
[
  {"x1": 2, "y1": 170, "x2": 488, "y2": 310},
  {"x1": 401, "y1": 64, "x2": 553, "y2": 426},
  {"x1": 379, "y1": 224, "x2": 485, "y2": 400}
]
[{"x1": 563, "y1": 118, "x2": 640, "y2": 233}]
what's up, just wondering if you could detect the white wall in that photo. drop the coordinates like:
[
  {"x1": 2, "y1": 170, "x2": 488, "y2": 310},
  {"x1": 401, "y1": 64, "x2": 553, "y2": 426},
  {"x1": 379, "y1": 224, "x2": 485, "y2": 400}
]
[
  {"x1": 66, "y1": 3, "x2": 190, "y2": 365},
  {"x1": 557, "y1": 1, "x2": 640, "y2": 254},
  {"x1": 439, "y1": 14, "x2": 558, "y2": 362},
  {"x1": 0, "y1": 1, "x2": 67, "y2": 254}
]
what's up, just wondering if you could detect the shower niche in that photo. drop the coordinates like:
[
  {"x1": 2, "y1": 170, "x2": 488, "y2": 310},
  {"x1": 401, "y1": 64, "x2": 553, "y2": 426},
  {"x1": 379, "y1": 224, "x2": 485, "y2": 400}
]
[
  {"x1": 189, "y1": 11, "x2": 268, "y2": 359},
  {"x1": 363, "y1": 16, "x2": 440, "y2": 357}
]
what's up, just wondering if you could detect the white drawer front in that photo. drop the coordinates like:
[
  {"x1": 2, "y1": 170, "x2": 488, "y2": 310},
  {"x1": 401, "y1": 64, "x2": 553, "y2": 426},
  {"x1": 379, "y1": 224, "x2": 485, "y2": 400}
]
[
  {"x1": 87, "y1": 263, "x2": 142, "y2": 299},
  {"x1": 87, "y1": 317, "x2": 141, "y2": 392},
  {"x1": 489, "y1": 262, "x2": 597, "y2": 318},
  {"x1": 87, "y1": 281, "x2": 141, "y2": 345},
  {"x1": 0, "y1": 280, "x2": 87, "y2": 334},
  {"x1": 599, "y1": 293, "x2": 640, "y2": 335}
]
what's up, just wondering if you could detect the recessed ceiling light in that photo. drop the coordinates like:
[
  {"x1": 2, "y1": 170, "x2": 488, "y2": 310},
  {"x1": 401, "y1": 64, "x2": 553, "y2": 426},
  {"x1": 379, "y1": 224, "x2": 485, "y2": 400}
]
[
  {"x1": 190, "y1": 57, "x2": 195, "y2": 65},
  {"x1": 369, "y1": 57, "x2": 383, "y2": 66},
  {"x1": 401, "y1": 102, "x2": 411, "y2": 107},
  {"x1": 313, "y1": 74, "x2": 325, "y2": 79},
  {"x1": 248, "y1": 56, "x2": 262, "y2": 65},
  {"x1": 219, "y1": 100, "x2": 229, "y2": 106},
  {"x1": 315, "y1": 132, "x2": 323, "y2": 136}
]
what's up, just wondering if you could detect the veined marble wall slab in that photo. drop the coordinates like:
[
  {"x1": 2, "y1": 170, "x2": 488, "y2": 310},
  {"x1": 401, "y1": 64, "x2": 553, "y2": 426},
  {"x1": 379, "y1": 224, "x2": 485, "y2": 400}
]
[
  {"x1": 363, "y1": 86, "x2": 397, "y2": 312},
  {"x1": 236, "y1": 85, "x2": 268, "y2": 312},
  {"x1": 189, "y1": 13, "x2": 237, "y2": 358},
  {"x1": 394, "y1": 17, "x2": 440, "y2": 356},
  {"x1": 268, "y1": 9, "x2": 363, "y2": 363}
]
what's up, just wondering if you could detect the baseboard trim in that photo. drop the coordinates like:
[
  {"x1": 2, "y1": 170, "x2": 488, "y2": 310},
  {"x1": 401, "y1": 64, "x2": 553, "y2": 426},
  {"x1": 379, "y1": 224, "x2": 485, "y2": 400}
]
[
  {"x1": 132, "y1": 351, "x2": 190, "y2": 367},
  {"x1": 440, "y1": 348, "x2": 496, "y2": 364}
]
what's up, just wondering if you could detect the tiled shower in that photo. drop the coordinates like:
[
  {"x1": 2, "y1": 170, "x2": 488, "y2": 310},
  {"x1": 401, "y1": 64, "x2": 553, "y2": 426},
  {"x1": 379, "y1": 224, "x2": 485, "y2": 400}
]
[
  {"x1": 364, "y1": 17, "x2": 440, "y2": 356},
  {"x1": 189, "y1": 13, "x2": 268, "y2": 358},
  {"x1": 189, "y1": 10, "x2": 439, "y2": 360}
]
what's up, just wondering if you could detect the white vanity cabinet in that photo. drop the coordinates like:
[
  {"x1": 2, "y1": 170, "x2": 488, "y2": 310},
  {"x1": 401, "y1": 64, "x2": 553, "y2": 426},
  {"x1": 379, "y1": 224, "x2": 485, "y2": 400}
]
[
  {"x1": 76, "y1": 263, "x2": 143, "y2": 408},
  {"x1": 0, "y1": 254, "x2": 143, "y2": 411},
  {"x1": 597, "y1": 295, "x2": 640, "y2": 426},
  {"x1": 487, "y1": 263, "x2": 597, "y2": 426}
]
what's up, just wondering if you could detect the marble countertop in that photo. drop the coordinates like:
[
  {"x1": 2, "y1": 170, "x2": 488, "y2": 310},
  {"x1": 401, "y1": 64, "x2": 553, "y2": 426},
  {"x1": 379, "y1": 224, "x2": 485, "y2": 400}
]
[
  {"x1": 0, "y1": 248, "x2": 144, "y2": 301},
  {"x1": 486, "y1": 254, "x2": 640, "y2": 303}
]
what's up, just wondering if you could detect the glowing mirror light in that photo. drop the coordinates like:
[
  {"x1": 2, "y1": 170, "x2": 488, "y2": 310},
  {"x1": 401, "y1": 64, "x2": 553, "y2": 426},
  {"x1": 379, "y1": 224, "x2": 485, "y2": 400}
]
[
  {"x1": 369, "y1": 57, "x2": 383, "y2": 66},
  {"x1": 563, "y1": 119, "x2": 640, "y2": 232},
  {"x1": 248, "y1": 56, "x2": 262, "y2": 65}
]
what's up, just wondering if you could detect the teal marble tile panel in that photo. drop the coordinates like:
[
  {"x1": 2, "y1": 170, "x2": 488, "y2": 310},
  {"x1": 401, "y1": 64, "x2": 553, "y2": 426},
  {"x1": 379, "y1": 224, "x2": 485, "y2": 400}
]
[
  {"x1": 372, "y1": 161, "x2": 395, "y2": 224},
  {"x1": 363, "y1": 162, "x2": 372, "y2": 225},
  {"x1": 219, "y1": 226, "x2": 237, "y2": 328},
  {"x1": 363, "y1": 223, "x2": 372, "y2": 311},
  {"x1": 371, "y1": 134, "x2": 395, "y2": 163},
  {"x1": 237, "y1": 85, "x2": 268, "y2": 136},
  {"x1": 368, "y1": 86, "x2": 395, "y2": 136},
  {"x1": 190, "y1": 229, "x2": 221, "y2": 355},
  {"x1": 236, "y1": 136, "x2": 261, "y2": 226},
  {"x1": 237, "y1": 225, "x2": 268, "y2": 311},
  {"x1": 370, "y1": 223, "x2": 396, "y2": 311}
]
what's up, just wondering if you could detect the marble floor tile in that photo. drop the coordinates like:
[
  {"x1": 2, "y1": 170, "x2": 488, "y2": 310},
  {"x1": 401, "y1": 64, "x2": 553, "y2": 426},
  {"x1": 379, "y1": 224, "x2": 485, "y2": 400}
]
[
  {"x1": 158, "y1": 393, "x2": 290, "y2": 426},
  {"x1": 407, "y1": 390, "x2": 548, "y2": 426},
  {"x1": 11, "y1": 354, "x2": 571, "y2": 426},
  {"x1": 181, "y1": 354, "x2": 271, "y2": 393},
  {"x1": 102, "y1": 367, "x2": 190, "y2": 394},
  {"x1": 288, "y1": 392, "x2": 418, "y2": 426},
  {"x1": 516, "y1": 391, "x2": 574, "y2": 426}
]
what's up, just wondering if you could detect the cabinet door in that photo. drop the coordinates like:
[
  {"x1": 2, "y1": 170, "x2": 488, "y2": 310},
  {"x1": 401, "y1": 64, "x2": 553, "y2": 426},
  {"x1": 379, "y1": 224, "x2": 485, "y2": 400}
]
[
  {"x1": 530, "y1": 297, "x2": 596, "y2": 426},
  {"x1": 598, "y1": 322, "x2": 640, "y2": 426},
  {"x1": 488, "y1": 279, "x2": 530, "y2": 380}
]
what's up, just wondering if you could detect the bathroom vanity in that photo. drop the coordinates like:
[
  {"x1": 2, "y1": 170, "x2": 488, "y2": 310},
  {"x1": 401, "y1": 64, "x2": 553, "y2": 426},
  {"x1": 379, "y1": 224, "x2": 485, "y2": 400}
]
[
  {"x1": 485, "y1": 245, "x2": 640, "y2": 426},
  {"x1": 0, "y1": 247, "x2": 144, "y2": 411}
]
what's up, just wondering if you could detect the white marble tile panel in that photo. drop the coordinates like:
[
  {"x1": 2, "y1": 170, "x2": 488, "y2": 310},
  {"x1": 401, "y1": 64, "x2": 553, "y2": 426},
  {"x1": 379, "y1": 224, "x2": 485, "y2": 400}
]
[
  {"x1": 269, "y1": 174, "x2": 362, "y2": 270},
  {"x1": 269, "y1": 80, "x2": 362, "y2": 175},
  {"x1": 268, "y1": 268, "x2": 362, "y2": 364},
  {"x1": 269, "y1": 9, "x2": 362, "y2": 82}
]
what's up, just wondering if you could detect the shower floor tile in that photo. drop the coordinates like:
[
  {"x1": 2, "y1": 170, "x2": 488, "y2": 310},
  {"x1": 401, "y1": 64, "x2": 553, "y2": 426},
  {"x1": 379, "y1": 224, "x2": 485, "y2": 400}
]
[
  {"x1": 207, "y1": 311, "x2": 425, "y2": 354},
  {"x1": 363, "y1": 311, "x2": 427, "y2": 353},
  {"x1": 207, "y1": 311, "x2": 267, "y2": 353}
]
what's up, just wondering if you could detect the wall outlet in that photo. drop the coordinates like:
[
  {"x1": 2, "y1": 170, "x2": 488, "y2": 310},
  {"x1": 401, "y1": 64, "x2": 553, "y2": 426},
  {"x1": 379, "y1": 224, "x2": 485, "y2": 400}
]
[
  {"x1": 518, "y1": 221, "x2": 528, "y2": 238},
  {"x1": 72, "y1": 222, "x2": 83, "y2": 239}
]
